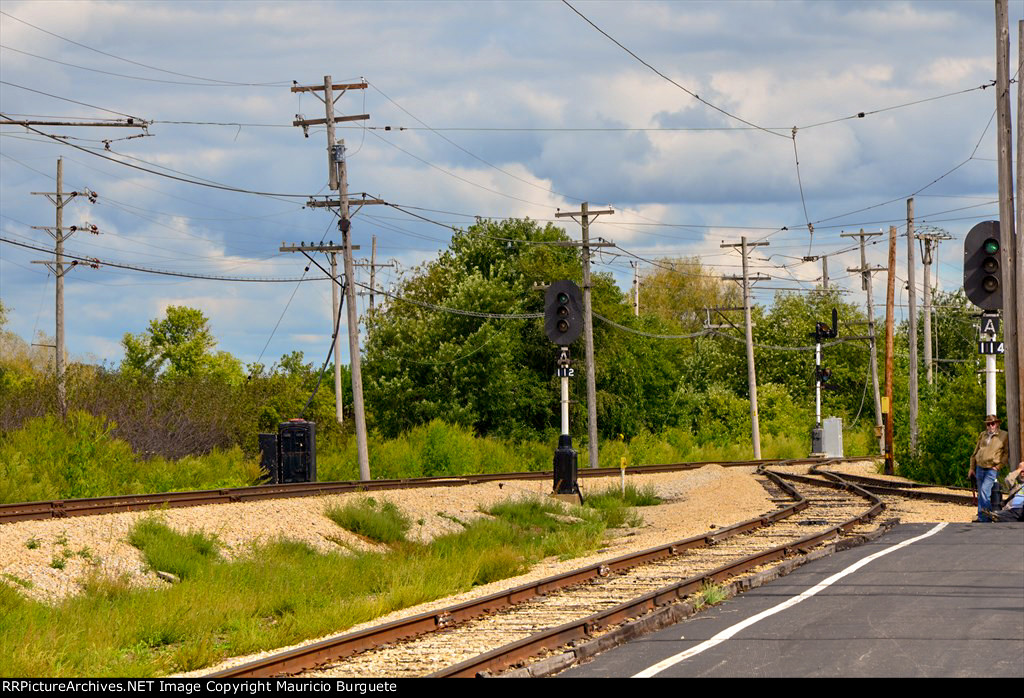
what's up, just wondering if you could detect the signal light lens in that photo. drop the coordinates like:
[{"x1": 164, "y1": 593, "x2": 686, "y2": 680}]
[
  {"x1": 983, "y1": 258, "x2": 999, "y2": 273},
  {"x1": 984, "y1": 239, "x2": 1000, "y2": 255},
  {"x1": 557, "y1": 292, "x2": 569, "y2": 304},
  {"x1": 983, "y1": 277, "x2": 999, "y2": 292},
  {"x1": 557, "y1": 306, "x2": 569, "y2": 317},
  {"x1": 557, "y1": 319, "x2": 569, "y2": 332}
]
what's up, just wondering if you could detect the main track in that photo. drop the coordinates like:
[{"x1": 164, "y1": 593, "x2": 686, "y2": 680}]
[
  {"x1": 3, "y1": 456, "x2": 975, "y2": 678},
  {"x1": 205, "y1": 460, "x2": 967, "y2": 679}
]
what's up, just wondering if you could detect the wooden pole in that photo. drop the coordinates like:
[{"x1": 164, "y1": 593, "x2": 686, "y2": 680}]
[
  {"x1": 907, "y1": 199, "x2": 918, "y2": 453},
  {"x1": 884, "y1": 225, "x2": 897, "y2": 474},
  {"x1": 338, "y1": 144, "x2": 370, "y2": 481},
  {"x1": 55, "y1": 158, "x2": 66, "y2": 420},
  {"x1": 843, "y1": 229, "x2": 885, "y2": 454},
  {"x1": 581, "y1": 203, "x2": 600, "y2": 469},
  {"x1": 922, "y1": 237, "x2": 934, "y2": 386},
  {"x1": 554, "y1": 204, "x2": 614, "y2": 467},
  {"x1": 741, "y1": 237, "x2": 762, "y2": 459},
  {"x1": 324, "y1": 75, "x2": 369, "y2": 479},
  {"x1": 996, "y1": 0, "x2": 1020, "y2": 468},
  {"x1": 330, "y1": 251, "x2": 344, "y2": 425},
  {"x1": 632, "y1": 262, "x2": 639, "y2": 317},
  {"x1": 722, "y1": 239, "x2": 769, "y2": 458},
  {"x1": 1016, "y1": 19, "x2": 1024, "y2": 463}
]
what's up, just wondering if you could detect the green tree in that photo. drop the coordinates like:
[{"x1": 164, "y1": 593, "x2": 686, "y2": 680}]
[
  {"x1": 364, "y1": 219, "x2": 583, "y2": 439},
  {"x1": 121, "y1": 306, "x2": 243, "y2": 384},
  {"x1": 754, "y1": 290, "x2": 871, "y2": 417},
  {"x1": 639, "y1": 257, "x2": 741, "y2": 332}
]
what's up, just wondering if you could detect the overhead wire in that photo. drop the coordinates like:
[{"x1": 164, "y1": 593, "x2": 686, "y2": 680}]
[
  {"x1": 0, "y1": 10, "x2": 290, "y2": 87},
  {"x1": 560, "y1": 0, "x2": 788, "y2": 139}
]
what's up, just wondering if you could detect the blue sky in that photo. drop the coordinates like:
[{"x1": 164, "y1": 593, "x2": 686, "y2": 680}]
[{"x1": 0, "y1": 0, "x2": 1016, "y2": 368}]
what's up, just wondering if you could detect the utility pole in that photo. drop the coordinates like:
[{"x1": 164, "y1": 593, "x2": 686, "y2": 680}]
[
  {"x1": 278, "y1": 242, "x2": 360, "y2": 428},
  {"x1": 916, "y1": 227, "x2": 952, "y2": 385},
  {"x1": 843, "y1": 229, "x2": 886, "y2": 455},
  {"x1": 292, "y1": 76, "x2": 379, "y2": 481},
  {"x1": 29, "y1": 158, "x2": 98, "y2": 419},
  {"x1": 801, "y1": 254, "x2": 830, "y2": 289},
  {"x1": 631, "y1": 261, "x2": 640, "y2": 317},
  {"x1": 722, "y1": 237, "x2": 770, "y2": 459},
  {"x1": 555, "y1": 203, "x2": 614, "y2": 469},
  {"x1": 996, "y1": 0, "x2": 1021, "y2": 469},
  {"x1": 1017, "y1": 19, "x2": 1024, "y2": 460},
  {"x1": 907, "y1": 198, "x2": 919, "y2": 453},
  {"x1": 884, "y1": 226, "x2": 898, "y2": 474},
  {"x1": 355, "y1": 236, "x2": 394, "y2": 311}
]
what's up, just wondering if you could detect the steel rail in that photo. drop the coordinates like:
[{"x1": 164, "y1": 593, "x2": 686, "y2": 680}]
[
  {"x1": 206, "y1": 462, "x2": 818, "y2": 678},
  {"x1": 430, "y1": 466, "x2": 883, "y2": 678},
  {"x1": 0, "y1": 456, "x2": 866, "y2": 525},
  {"x1": 803, "y1": 464, "x2": 974, "y2": 505}
]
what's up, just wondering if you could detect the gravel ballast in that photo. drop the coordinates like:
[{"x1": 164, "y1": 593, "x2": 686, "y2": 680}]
[{"x1": 0, "y1": 460, "x2": 979, "y2": 675}]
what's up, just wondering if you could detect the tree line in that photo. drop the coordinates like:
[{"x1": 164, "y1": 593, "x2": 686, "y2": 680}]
[{"x1": 0, "y1": 218, "x2": 989, "y2": 485}]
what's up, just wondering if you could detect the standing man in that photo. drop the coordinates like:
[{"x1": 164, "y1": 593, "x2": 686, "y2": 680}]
[{"x1": 969, "y1": 414, "x2": 1010, "y2": 522}]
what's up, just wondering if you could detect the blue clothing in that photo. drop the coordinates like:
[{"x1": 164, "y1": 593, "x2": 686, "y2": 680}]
[{"x1": 975, "y1": 467, "x2": 998, "y2": 521}]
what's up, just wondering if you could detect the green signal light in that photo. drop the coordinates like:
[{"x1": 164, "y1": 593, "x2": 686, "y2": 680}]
[{"x1": 984, "y1": 238, "x2": 1000, "y2": 255}]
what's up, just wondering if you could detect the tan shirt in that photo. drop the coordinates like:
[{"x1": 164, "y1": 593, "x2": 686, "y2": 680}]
[{"x1": 971, "y1": 429, "x2": 1009, "y2": 470}]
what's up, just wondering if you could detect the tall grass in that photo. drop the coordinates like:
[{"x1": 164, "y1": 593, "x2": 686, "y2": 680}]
[
  {"x1": 580, "y1": 483, "x2": 661, "y2": 528},
  {"x1": 0, "y1": 496, "x2": 608, "y2": 677},
  {"x1": 0, "y1": 411, "x2": 261, "y2": 504},
  {"x1": 128, "y1": 518, "x2": 221, "y2": 580},
  {"x1": 325, "y1": 497, "x2": 411, "y2": 544},
  {"x1": 0, "y1": 413, "x2": 880, "y2": 506}
]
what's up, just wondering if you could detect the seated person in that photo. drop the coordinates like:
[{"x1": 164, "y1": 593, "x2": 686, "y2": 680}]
[{"x1": 983, "y1": 461, "x2": 1024, "y2": 522}]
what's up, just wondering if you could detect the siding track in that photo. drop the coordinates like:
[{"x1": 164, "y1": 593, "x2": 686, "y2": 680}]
[{"x1": 0, "y1": 457, "x2": 859, "y2": 525}]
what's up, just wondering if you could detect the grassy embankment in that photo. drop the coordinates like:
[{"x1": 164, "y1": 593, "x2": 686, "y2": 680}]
[{"x1": 0, "y1": 491, "x2": 654, "y2": 677}]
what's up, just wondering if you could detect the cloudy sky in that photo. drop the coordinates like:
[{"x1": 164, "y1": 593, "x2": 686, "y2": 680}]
[{"x1": 0, "y1": 0, "x2": 1018, "y2": 368}]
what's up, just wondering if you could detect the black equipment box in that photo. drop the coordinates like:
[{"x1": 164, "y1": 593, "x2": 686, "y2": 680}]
[
  {"x1": 278, "y1": 419, "x2": 316, "y2": 483},
  {"x1": 278, "y1": 415, "x2": 313, "y2": 481},
  {"x1": 258, "y1": 433, "x2": 279, "y2": 484}
]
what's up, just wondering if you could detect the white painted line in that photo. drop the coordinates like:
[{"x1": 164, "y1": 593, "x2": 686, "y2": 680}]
[{"x1": 632, "y1": 522, "x2": 948, "y2": 678}]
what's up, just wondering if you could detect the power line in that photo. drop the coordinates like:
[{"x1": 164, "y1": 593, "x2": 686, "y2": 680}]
[
  {"x1": 0, "y1": 10, "x2": 290, "y2": 87},
  {"x1": 0, "y1": 80, "x2": 147, "y2": 121},
  {"x1": 0, "y1": 236, "x2": 325, "y2": 283},
  {"x1": 0, "y1": 114, "x2": 316, "y2": 200},
  {"x1": 560, "y1": 0, "x2": 787, "y2": 139}
]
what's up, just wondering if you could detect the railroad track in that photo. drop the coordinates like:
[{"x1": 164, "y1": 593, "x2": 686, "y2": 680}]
[
  {"x1": 800, "y1": 463, "x2": 975, "y2": 506},
  {"x1": 207, "y1": 463, "x2": 886, "y2": 679},
  {"x1": 0, "y1": 456, "x2": 864, "y2": 525}
]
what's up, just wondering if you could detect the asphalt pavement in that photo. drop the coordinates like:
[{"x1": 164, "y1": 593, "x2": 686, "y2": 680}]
[{"x1": 561, "y1": 522, "x2": 1024, "y2": 678}]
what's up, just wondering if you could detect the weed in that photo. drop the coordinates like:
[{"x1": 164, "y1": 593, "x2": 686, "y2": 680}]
[
  {"x1": 2, "y1": 572, "x2": 33, "y2": 589},
  {"x1": 579, "y1": 483, "x2": 660, "y2": 529},
  {"x1": 325, "y1": 498, "x2": 410, "y2": 544},
  {"x1": 692, "y1": 581, "x2": 729, "y2": 610},
  {"x1": 436, "y1": 512, "x2": 469, "y2": 528},
  {"x1": 128, "y1": 517, "x2": 220, "y2": 581},
  {"x1": 25, "y1": 536, "x2": 40, "y2": 550},
  {"x1": 49, "y1": 555, "x2": 66, "y2": 570}
]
